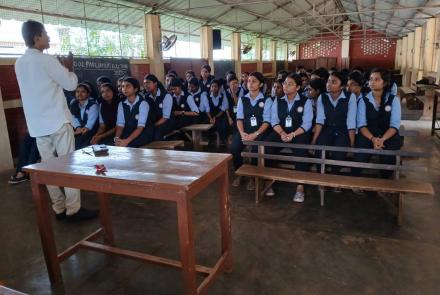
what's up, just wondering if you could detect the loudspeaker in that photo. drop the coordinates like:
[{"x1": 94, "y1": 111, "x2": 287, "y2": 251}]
[{"x1": 213, "y1": 29, "x2": 222, "y2": 49}]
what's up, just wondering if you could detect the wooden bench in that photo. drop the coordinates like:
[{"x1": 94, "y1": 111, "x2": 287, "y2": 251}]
[
  {"x1": 399, "y1": 86, "x2": 416, "y2": 100},
  {"x1": 236, "y1": 141, "x2": 434, "y2": 225},
  {"x1": 141, "y1": 140, "x2": 184, "y2": 150},
  {"x1": 181, "y1": 124, "x2": 215, "y2": 151}
]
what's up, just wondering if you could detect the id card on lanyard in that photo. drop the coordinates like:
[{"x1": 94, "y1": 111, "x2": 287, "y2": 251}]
[
  {"x1": 285, "y1": 116, "x2": 292, "y2": 128},
  {"x1": 250, "y1": 115, "x2": 257, "y2": 127}
]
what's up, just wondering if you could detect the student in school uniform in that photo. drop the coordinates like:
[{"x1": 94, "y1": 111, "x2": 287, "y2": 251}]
[
  {"x1": 230, "y1": 72, "x2": 273, "y2": 189},
  {"x1": 308, "y1": 78, "x2": 327, "y2": 128},
  {"x1": 187, "y1": 77, "x2": 208, "y2": 124},
  {"x1": 114, "y1": 77, "x2": 154, "y2": 147},
  {"x1": 347, "y1": 71, "x2": 364, "y2": 103},
  {"x1": 70, "y1": 83, "x2": 99, "y2": 149},
  {"x1": 299, "y1": 72, "x2": 310, "y2": 97},
  {"x1": 90, "y1": 83, "x2": 119, "y2": 145},
  {"x1": 241, "y1": 71, "x2": 250, "y2": 94},
  {"x1": 171, "y1": 78, "x2": 200, "y2": 129},
  {"x1": 353, "y1": 68, "x2": 402, "y2": 179},
  {"x1": 199, "y1": 64, "x2": 214, "y2": 93},
  {"x1": 203, "y1": 79, "x2": 229, "y2": 144},
  {"x1": 265, "y1": 73, "x2": 314, "y2": 201},
  {"x1": 143, "y1": 74, "x2": 175, "y2": 140},
  {"x1": 271, "y1": 79, "x2": 285, "y2": 101},
  {"x1": 225, "y1": 75, "x2": 244, "y2": 129},
  {"x1": 165, "y1": 72, "x2": 176, "y2": 93},
  {"x1": 185, "y1": 70, "x2": 196, "y2": 91},
  {"x1": 310, "y1": 71, "x2": 357, "y2": 180},
  {"x1": 95, "y1": 76, "x2": 112, "y2": 103}
]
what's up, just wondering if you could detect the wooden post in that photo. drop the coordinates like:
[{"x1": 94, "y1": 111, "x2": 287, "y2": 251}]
[
  {"x1": 395, "y1": 39, "x2": 402, "y2": 70},
  {"x1": 423, "y1": 18, "x2": 436, "y2": 75},
  {"x1": 271, "y1": 40, "x2": 277, "y2": 76},
  {"x1": 255, "y1": 37, "x2": 263, "y2": 73},
  {"x1": 232, "y1": 32, "x2": 242, "y2": 79},
  {"x1": 341, "y1": 20, "x2": 350, "y2": 69},
  {"x1": 320, "y1": 148, "x2": 326, "y2": 207},
  {"x1": 144, "y1": 14, "x2": 164, "y2": 80},
  {"x1": 201, "y1": 26, "x2": 214, "y2": 74}
]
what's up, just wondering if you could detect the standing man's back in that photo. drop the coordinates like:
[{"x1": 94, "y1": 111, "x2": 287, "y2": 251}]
[{"x1": 15, "y1": 20, "x2": 98, "y2": 221}]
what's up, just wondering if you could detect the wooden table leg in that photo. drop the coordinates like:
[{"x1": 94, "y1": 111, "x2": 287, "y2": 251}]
[
  {"x1": 30, "y1": 180, "x2": 63, "y2": 284},
  {"x1": 218, "y1": 167, "x2": 232, "y2": 272},
  {"x1": 177, "y1": 197, "x2": 197, "y2": 295},
  {"x1": 98, "y1": 192, "x2": 114, "y2": 245}
]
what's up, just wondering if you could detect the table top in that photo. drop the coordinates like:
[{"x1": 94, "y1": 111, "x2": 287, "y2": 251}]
[
  {"x1": 182, "y1": 124, "x2": 214, "y2": 131},
  {"x1": 24, "y1": 146, "x2": 231, "y2": 191}
]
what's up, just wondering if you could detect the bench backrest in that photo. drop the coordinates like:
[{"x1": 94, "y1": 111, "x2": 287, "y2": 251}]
[{"x1": 241, "y1": 141, "x2": 429, "y2": 180}]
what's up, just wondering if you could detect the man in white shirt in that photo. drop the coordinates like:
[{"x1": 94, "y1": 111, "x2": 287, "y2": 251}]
[{"x1": 15, "y1": 20, "x2": 98, "y2": 222}]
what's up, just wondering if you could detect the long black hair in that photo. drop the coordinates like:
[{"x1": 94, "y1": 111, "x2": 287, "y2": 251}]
[{"x1": 144, "y1": 74, "x2": 166, "y2": 94}]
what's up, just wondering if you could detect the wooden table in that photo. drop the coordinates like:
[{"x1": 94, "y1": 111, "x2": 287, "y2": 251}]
[
  {"x1": 24, "y1": 146, "x2": 232, "y2": 294},
  {"x1": 182, "y1": 124, "x2": 214, "y2": 151}
]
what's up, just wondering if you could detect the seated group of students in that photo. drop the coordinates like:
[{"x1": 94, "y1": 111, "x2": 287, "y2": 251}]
[{"x1": 11, "y1": 64, "x2": 402, "y2": 205}]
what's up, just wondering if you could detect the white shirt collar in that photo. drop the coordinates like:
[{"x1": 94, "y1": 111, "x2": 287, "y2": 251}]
[
  {"x1": 281, "y1": 93, "x2": 300, "y2": 102},
  {"x1": 123, "y1": 95, "x2": 140, "y2": 106},
  {"x1": 245, "y1": 91, "x2": 265, "y2": 100}
]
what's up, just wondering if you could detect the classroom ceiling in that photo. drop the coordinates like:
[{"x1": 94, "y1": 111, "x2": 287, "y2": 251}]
[
  {"x1": 1, "y1": 0, "x2": 440, "y2": 42},
  {"x1": 132, "y1": 0, "x2": 440, "y2": 41}
]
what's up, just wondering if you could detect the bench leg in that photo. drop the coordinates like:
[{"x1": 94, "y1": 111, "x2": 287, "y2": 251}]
[
  {"x1": 319, "y1": 187, "x2": 325, "y2": 207},
  {"x1": 255, "y1": 177, "x2": 262, "y2": 204},
  {"x1": 397, "y1": 193, "x2": 403, "y2": 226}
]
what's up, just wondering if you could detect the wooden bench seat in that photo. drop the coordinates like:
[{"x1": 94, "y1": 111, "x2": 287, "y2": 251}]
[
  {"x1": 141, "y1": 140, "x2": 184, "y2": 150},
  {"x1": 237, "y1": 164, "x2": 434, "y2": 196},
  {"x1": 236, "y1": 141, "x2": 434, "y2": 225}
]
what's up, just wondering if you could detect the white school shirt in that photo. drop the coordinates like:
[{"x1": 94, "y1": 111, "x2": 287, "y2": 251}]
[{"x1": 15, "y1": 48, "x2": 78, "y2": 137}]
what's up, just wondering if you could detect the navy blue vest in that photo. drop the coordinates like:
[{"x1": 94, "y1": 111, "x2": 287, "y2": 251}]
[
  {"x1": 242, "y1": 96, "x2": 266, "y2": 133},
  {"x1": 146, "y1": 90, "x2": 167, "y2": 123},
  {"x1": 277, "y1": 95, "x2": 308, "y2": 133},
  {"x1": 99, "y1": 99, "x2": 118, "y2": 130},
  {"x1": 122, "y1": 99, "x2": 144, "y2": 135},
  {"x1": 362, "y1": 94, "x2": 395, "y2": 137},
  {"x1": 70, "y1": 99, "x2": 97, "y2": 131},
  {"x1": 191, "y1": 91, "x2": 203, "y2": 108},
  {"x1": 172, "y1": 92, "x2": 192, "y2": 112},
  {"x1": 208, "y1": 94, "x2": 225, "y2": 117},
  {"x1": 226, "y1": 89, "x2": 240, "y2": 120},
  {"x1": 321, "y1": 92, "x2": 350, "y2": 134}
]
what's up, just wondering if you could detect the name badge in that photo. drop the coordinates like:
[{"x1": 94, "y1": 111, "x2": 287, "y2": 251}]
[
  {"x1": 250, "y1": 115, "x2": 257, "y2": 127},
  {"x1": 195, "y1": 97, "x2": 199, "y2": 102},
  {"x1": 159, "y1": 103, "x2": 163, "y2": 108},
  {"x1": 285, "y1": 116, "x2": 292, "y2": 128},
  {"x1": 135, "y1": 114, "x2": 139, "y2": 120},
  {"x1": 233, "y1": 106, "x2": 238, "y2": 113},
  {"x1": 180, "y1": 104, "x2": 185, "y2": 108}
]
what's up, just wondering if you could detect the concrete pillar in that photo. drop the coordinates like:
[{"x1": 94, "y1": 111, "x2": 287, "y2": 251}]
[
  {"x1": 0, "y1": 87, "x2": 14, "y2": 171},
  {"x1": 201, "y1": 26, "x2": 214, "y2": 74},
  {"x1": 423, "y1": 18, "x2": 436, "y2": 75},
  {"x1": 413, "y1": 27, "x2": 423, "y2": 83},
  {"x1": 284, "y1": 42, "x2": 289, "y2": 70},
  {"x1": 144, "y1": 14, "x2": 164, "y2": 80},
  {"x1": 341, "y1": 20, "x2": 350, "y2": 69},
  {"x1": 255, "y1": 37, "x2": 263, "y2": 72},
  {"x1": 401, "y1": 36, "x2": 407, "y2": 75},
  {"x1": 232, "y1": 32, "x2": 241, "y2": 78},
  {"x1": 271, "y1": 40, "x2": 277, "y2": 75}
]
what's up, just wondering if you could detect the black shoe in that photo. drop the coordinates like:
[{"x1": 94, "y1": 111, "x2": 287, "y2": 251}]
[
  {"x1": 67, "y1": 208, "x2": 99, "y2": 222},
  {"x1": 55, "y1": 210, "x2": 67, "y2": 220},
  {"x1": 8, "y1": 173, "x2": 29, "y2": 184}
]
